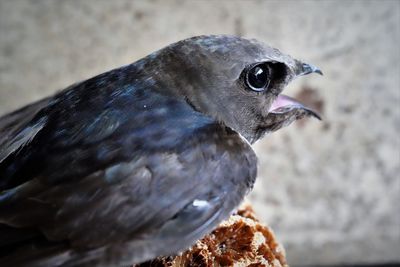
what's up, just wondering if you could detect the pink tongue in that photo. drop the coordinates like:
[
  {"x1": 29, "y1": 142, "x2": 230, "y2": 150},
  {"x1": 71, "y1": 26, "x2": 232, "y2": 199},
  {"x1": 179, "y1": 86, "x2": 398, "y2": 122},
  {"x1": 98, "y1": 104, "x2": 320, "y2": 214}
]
[{"x1": 269, "y1": 94, "x2": 302, "y2": 112}]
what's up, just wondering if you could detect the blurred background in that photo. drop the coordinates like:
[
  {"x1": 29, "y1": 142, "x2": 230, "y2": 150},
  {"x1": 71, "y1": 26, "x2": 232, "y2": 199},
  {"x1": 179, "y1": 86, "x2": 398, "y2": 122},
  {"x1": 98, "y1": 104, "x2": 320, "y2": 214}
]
[{"x1": 0, "y1": 0, "x2": 399, "y2": 266}]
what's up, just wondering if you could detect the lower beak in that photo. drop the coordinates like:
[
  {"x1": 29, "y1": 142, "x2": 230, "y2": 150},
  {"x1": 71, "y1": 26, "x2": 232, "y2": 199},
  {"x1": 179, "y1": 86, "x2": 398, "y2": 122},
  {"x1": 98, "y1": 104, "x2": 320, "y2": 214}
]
[{"x1": 268, "y1": 94, "x2": 321, "y2": 120}]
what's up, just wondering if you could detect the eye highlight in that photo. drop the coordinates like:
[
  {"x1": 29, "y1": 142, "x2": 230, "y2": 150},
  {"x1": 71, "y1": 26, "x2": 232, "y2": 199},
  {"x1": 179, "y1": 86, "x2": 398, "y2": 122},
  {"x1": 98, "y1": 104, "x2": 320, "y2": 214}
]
[{"x1": 246, "y1": 64, "x2": 271, "y2": 92}]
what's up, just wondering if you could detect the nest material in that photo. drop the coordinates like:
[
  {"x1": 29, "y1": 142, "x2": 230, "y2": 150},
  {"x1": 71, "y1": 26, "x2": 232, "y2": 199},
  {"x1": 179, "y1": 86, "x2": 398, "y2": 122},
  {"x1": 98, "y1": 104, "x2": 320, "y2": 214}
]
[{"x1": 136, "y1": 204, "x2": 288, "y2": 267}]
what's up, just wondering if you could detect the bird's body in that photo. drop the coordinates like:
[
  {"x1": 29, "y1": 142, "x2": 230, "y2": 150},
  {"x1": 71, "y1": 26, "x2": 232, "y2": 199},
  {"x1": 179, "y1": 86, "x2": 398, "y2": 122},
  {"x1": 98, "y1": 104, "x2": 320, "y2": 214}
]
[{"x1": 0, "y1": 35, "x2": 321, "y2": 266}]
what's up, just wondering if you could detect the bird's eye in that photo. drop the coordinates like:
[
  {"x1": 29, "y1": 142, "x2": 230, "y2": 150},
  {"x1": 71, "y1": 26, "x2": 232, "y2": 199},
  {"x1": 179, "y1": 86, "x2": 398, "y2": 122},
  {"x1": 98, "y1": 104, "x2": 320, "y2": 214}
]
[{"x1": 246, "y1": 64, "x2": 271, "y2": 92}]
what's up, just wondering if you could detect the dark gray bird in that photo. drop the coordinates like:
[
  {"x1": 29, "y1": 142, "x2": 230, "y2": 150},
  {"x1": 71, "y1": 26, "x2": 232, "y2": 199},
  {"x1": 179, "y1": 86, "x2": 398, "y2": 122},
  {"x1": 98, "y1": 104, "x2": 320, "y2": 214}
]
[{"x1": 0, "y1": 35, "x2": 321, "y2": 266}]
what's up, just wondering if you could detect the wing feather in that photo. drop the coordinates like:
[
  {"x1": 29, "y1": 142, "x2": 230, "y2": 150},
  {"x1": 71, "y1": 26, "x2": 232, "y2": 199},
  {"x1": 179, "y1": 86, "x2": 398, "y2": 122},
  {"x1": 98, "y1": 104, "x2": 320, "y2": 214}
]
[{"x1": 0, "y1": 98, "x2": 50, "y2": 165}]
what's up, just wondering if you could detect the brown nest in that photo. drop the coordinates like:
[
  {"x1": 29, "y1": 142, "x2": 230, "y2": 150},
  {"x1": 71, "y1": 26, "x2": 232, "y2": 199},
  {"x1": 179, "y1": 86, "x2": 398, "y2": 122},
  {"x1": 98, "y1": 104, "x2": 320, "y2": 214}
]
[{"x1": 136, "y1": 203, "x2": 287, "y2": 267}]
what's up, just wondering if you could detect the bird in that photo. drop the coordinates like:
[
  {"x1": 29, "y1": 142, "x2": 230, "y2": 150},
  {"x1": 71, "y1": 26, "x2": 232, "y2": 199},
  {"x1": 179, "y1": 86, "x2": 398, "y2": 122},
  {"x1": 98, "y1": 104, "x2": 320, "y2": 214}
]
[{"x1": 0, "y1": 35, "x2": 322, "y2": 267}]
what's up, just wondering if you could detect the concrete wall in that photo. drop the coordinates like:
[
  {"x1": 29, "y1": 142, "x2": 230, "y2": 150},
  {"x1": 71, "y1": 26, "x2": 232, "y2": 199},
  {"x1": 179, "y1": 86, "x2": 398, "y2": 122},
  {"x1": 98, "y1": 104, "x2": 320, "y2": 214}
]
[{"x1": 0, "y1": 0, "x2": 399, "y2": 265}]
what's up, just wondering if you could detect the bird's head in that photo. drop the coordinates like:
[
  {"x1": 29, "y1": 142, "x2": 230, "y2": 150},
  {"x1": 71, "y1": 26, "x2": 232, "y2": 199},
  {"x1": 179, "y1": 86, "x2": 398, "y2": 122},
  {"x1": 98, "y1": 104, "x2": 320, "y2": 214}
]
[{"x1": 140, "y1": 35, "x2": 322, "y2": 143}]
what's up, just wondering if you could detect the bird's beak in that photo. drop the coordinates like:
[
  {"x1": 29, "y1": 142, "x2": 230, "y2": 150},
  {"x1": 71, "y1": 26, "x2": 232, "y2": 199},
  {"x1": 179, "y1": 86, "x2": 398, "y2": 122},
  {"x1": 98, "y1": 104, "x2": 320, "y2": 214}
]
[
  {"x1": 260, "y1": 62, "x2": 322, "y2": 133},
  {"x1": 297, "y1": 62, "x2": 323, "y2": 76}
]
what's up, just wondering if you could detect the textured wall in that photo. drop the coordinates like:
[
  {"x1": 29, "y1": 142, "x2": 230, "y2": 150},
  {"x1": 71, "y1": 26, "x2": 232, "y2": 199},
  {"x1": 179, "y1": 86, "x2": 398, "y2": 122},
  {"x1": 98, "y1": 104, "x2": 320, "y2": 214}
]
[{"x1": 0, "y1": 0, "x2": 399, "y2": 265}]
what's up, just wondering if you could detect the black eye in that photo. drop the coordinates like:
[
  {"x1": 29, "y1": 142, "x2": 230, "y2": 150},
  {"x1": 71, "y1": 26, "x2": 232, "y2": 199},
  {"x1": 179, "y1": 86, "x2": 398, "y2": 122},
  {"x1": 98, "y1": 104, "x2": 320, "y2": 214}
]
[{"x1": 246, "y1": 64, "x2": 271, "y2": 92}]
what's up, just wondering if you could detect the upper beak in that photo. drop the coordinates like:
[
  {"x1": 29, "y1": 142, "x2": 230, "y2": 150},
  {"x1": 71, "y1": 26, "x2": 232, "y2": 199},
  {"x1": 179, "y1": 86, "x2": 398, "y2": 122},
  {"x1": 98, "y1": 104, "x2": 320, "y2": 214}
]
[{"x1": 297, "y1": 62, "x2": 323, "y2": 76}]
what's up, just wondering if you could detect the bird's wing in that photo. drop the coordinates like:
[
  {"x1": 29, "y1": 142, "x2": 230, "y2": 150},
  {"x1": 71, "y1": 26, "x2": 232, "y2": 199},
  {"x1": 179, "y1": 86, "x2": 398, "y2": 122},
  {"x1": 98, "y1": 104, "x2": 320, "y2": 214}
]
[
  {"x1": 0, "y1": 123, "x2": 257, "y2": 267},
  {"x1": 0, "y1": 97, "x2": 51, "y2": 165},
  {"x1": 0, "y1": 83, "x2": 257, "y2": 266}
]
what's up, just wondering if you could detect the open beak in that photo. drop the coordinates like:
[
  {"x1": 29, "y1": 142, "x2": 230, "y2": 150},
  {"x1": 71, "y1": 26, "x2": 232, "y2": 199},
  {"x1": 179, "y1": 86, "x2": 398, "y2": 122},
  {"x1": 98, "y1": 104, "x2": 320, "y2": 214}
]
[{"x1": 263, "y1": 63, "x2": 322, "y2": 132}]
